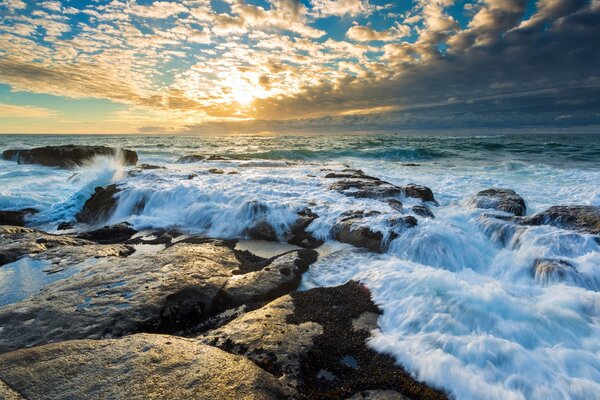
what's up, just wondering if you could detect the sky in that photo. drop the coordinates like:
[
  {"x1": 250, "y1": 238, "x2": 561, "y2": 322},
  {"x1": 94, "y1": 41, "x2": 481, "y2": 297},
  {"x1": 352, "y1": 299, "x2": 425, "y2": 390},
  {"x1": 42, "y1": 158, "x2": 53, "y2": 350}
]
[{"x1": 0, "y1": 0, "x2": 598, "y2": 134}]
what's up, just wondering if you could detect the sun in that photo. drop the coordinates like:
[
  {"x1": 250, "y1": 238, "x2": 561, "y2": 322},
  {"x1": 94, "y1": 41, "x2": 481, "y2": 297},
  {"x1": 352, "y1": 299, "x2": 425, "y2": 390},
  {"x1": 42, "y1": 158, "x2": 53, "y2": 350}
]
[{"x1": 233, "y1": 89, "x2": 255, "y2": 106}]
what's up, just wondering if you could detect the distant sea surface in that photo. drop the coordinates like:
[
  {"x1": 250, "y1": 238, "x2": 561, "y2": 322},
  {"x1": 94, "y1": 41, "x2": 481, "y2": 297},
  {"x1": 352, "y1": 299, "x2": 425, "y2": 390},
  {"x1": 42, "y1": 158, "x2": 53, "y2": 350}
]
[{"x1": 2, "y1": 133, "x2": 600, "y2": 400}]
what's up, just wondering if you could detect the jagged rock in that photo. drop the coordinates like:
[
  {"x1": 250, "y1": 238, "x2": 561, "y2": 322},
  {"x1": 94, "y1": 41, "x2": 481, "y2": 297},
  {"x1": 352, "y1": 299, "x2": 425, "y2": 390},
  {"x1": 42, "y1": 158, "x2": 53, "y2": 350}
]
[
  {"x1": 56, "y1": 221, "x2": 74, "y2": 231},
  {"x1": 532, "y1": 258, "x2": 578, "y2": 284},
  {"x1": 201, "y1": 281, "x2": 446, "y2": 400},
  {"x1": 1, "y1": 145, "x2": 137, "y2": 168},
  {"x1": 76, "y1": 184, "x2": 120, "y2": 224},
  {"x1": 138, "y1": 163, "x2": 164, "y2": 170},
  {"x1": 387, "y1": 199, "x2": 404, "y2": 212},
  {"x1": 471, "y1": 188, "x2": 526, "y2": 216},
  {"x1": 521, "y1": 206, "x2": 600, "y2": 234},
  {"x1": 0, "y1": 239, "x2": 317, "y2": 354},
  {"x1": 0, "y1": 333, "x2": 287, "y2": 400},
  {"x1": 287, "y1": 208, "x2": 323, "y2": 249},
  {"x1": 176, "y1": 154, "x2": 205, "y2": 163},
  {"x1": 76, "y1": 223, "x2": 137, "y2": 244},
  {"x1": 208, "y1": 168, "x2": 224, "y2": 174},
  {"x1": 333, "y1": 211, "x2": 416, "y2": 252},
  {"x1": 247, "y1": 220, "x2": 278, "y2": 241},
  {"x1": 403, "y1": 184, "x2": 437, "y2": 204},
  {"x1": 0, "y1": 208, "x2": 37, "y2": 226},
  {"x1": 334, "y1": 212, "x2": 384, "y2": 252},
  {"x1": 412, "y1": 205, "x2": 435, "y2": 218},
  {"x1": 0, "y1": 225, "x2": 132, "y2": 267},
  {"x1": 328, "y1": 172, "x2": 437, "y2": 205}
]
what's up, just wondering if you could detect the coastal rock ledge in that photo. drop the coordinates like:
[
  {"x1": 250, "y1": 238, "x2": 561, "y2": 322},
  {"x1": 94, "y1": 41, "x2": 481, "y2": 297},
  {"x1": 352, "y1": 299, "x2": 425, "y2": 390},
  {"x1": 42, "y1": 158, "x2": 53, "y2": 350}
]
[{"x1": 2, "y1": 145, "x2": 138, "y2": 168}]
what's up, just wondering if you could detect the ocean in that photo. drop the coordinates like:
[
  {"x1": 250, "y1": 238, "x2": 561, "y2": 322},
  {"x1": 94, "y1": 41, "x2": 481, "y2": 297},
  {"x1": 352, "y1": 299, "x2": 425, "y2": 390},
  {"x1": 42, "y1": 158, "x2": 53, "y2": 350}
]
[{"x1": 1, "y1": 133, "x2": 600, "y2": 399}]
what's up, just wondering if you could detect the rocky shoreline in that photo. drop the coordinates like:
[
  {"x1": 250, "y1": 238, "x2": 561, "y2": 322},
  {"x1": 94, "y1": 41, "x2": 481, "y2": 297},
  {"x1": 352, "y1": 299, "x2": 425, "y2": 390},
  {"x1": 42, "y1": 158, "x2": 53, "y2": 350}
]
[{"x1": 1, "y1": 145, "x2": 600, "y2": 399}]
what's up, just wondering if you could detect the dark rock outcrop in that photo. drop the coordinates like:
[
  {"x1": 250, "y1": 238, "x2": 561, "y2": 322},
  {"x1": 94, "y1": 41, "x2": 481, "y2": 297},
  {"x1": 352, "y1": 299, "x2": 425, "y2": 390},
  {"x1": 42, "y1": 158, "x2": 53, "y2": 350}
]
[
  {"x1": 521, "y1": 206, "x2": 600, "y2": 234},
  {"x1": 0, "y1": 208, "x2": 37, "y2": 226},
  {"x1": 176, "y1": 154, "x2": 205, "y2": 163},
  {"x1": 201, "y1": 281, "x2": 446, "y2": 400},
  {"x1": 0, "y1": 333, "x2": 287, "y2": 400},
  {"x1": 76, "y1": 184, "x2": 120, "y2": 224},
  {"x1": 412, "y1": 205, "x2": 435, "y2": 219},
  {"x1": 76, "y1": 222, "x2": 137, "y2": 244},
  {"x1": 2, "y1": 145, "x2": 137, "y2": 168},
  {"x1": 246, "y1": 220, "x2": 278, "y2": 241},
  {"x1": 208, "y1": 168, "x2": 224, "y2": 174},
  {"x1": 471, "y1": 188, "x2": 526, "y2": 216},
  {"x1": 287, "y1": 208, "x2": 323, "y2": 249},
  {"x1": 0, "y1": 238, "x2": 317, "y2": 353},
  {"x1": 327, "y1": 170, "x2": 437, "y2": 204}
]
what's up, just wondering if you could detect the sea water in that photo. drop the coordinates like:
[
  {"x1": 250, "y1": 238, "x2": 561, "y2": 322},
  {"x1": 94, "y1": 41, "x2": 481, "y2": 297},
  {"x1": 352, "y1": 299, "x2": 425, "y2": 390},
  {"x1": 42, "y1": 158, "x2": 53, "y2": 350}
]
[{"x1": 1, "y1": 133, "x2": 599, "y2": 399}]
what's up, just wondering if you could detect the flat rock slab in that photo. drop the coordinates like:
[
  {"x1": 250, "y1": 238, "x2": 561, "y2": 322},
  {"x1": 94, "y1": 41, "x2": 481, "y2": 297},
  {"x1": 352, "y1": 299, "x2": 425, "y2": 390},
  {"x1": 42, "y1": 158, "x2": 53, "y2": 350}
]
[
  {"x1": 0, "y1": 333, "x2": 286, "y2": 400},
  {"x1": 2, "y1": 145, "x2": 138, "y2": 168},
  {"x1": 0, "y1": 225, "x2": 132, "y2": 267},
  {"x1": 202, "y1": 281, "x2": 446, "y2": 400},
  {"x1": 0, "y1": 239, "x2": 316, "y2": 354}
]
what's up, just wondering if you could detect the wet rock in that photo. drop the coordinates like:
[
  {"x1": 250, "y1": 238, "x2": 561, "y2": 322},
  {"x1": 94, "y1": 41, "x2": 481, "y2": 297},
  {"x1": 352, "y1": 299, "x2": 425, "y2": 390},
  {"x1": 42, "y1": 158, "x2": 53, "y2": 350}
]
[
  {"x1": 412, "y1": 205, "x2": 435, "y2": 218},
  {"x1": 138, "y1": 163, "x2": 164, "y2": 170},
  {"x1": 247, "y1": 220, "x2": 278, "y2": 241},
  {"x1": 287, "y1": 208, "x2": 323, "y2": 249},
  {"x1": 76, "y1": 184, "x2": 120, "y2": 224},
  {"x1": 0, "y1": 333, "x2": 287, "y2": 400},
  {"x1": 201, "y1": 281, "x2": 446, "y2": 399},
  {"x1": 532, "y1": 258, "x2": 578, "y2": 284},
  {"x1": 521, "y1": 206, "x2": 600, "y2": 234},
  {"x1": 2, "y1": 145, "x2": 137, "y2": 168},
  {"x1": 208, "y1": 168, "x2": 224, "y2": 174},
  {"x1": 347, "y1": 390, "x2": 411, "y2": 400},
  {"x1": 471, "y1": 188, "x2": 526, "y2": 216},
  {"x1": 175, "y1": 154, "x2": 205, "y2": 163},
  {"x1": 330, "y1": 178, "x2": 403, "y2": 200},
  {"x1": 0, "y1": 208, "x2": 37, "y2": 226},
  {"x1": 56, "y1": 221, "x2": 74, "y2": 231},
  {"x1": 0, "y1": 239, "x2": 317, "y2": 353},
  {"x1": 76, "y1": 222, "x2": 137, "y2": 244},
  {"x1": 404, "y1": 184, "x2": 437, "y2": 204},
  {"x1": 386, "y1": 199, "x2": 403, "y2": 212},
  {"x1": 0, "y1": 225, "x2": 132, "y2": 267},
  {"x1": 228, "y1": 171, "x2": 239, "y2": 175},
  {"x1": 334, "y1": 212, "x2": 384, "y2": 252}
]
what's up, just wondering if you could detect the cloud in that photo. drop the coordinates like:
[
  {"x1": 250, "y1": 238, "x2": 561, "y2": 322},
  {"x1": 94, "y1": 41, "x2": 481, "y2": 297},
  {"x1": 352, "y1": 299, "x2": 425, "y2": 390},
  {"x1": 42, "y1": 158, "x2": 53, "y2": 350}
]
[
  {"x1": 310, "y1": 0, "x2": 372, "y2": 17},
  {"x1": 0, "y1": 103, "x2": 57, "y2": 118},
  {"x1": 346, "y1": 23, "x2": 410, "y2": 42},
  {"x1": 130, "y1": 1, "x2": 188, "y2": 19}
]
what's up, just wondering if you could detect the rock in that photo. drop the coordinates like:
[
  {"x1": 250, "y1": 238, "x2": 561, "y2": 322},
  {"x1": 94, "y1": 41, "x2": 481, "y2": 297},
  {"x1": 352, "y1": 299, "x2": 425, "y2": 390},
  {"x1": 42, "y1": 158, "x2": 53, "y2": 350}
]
[
  {"x1": 76, "y1": 184, "x2": 120, "y2": 224},
  {"x1": 328, "y1": 172, "x2": 437, "y2": 205},
  {"x1": 387, "y1": 199, "x2": 403, "y2": 212},
  {"x1": 228, "y1": 171, "x2": 239, "y2": 175},
  {"x1": 201, "y1": 281, "x2": 446, "y2": 399},
  {"x1": 334, "y1": 212, "x2": 384, "y2": 252},
  {"x1": 330, "y1": 178, "x2": 403, "y2": 200},
  {"x1": 333, "y1": 211, "x2": 416, "y2": 252},
  {"x1": 0, "y1": 380, "x2": 24, "y2": 400},
  {"x1": 138, "y1": 163, "x2": 164, "y2": 170},
  {"x1": 471, "y1": 188, "x2": 526, "y2": 216},
  {"x1": 521, "y1": 206, "x2": 600, "y2": 234},
  {"x1": 2, "y1": 145, "x2": 137, "y2": 168},
  {"x1": 247, "y1": 220, "x2": 278, "y2": 241},
  {"x1": 347, "y1": 390, "x2": 411, "y2": 400},
  {"x1": 176, "y1": 154, "x2": 205, "y2": 163},
  {"x1": 76, "y1": 223, "x2": 137, "y2": 244},
  {"x1": 532, "y1": 258, "x2": 578, "y2": 284},
  {"x1": 287, "y1": 208, "x2": 323, "y2": 249},
  {"x1": 208, "y1": 168, "x2": 224, "y2": 174},
  {"x1": 56, "y1": 221, "x2": 74, "y2": 231},
  {"x1": 0, "y1": 333, "x2": 287, "y2": 400},
  {"x1": 0, "y1": 225, "x2": 132, "y2": 267},
  {"x1": 0, "y1": 208, "x2": 37, "y2": 226},
  {"x1": 0, "y1": 239, "x2": 317, "y2": 353},
  {"x1": 403, "y1": 184, "x2": 437, "y2": 204},
  {"x1": 412, "y1": 205, "x2": 435, "y2": 218}
]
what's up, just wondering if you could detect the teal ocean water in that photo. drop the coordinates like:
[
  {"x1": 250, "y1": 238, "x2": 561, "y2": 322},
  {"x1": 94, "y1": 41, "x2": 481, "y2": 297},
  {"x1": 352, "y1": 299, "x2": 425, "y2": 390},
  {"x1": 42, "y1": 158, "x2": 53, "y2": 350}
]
[{"x1": 1, "y1": 133, "x2": 600, "y2": 399}]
